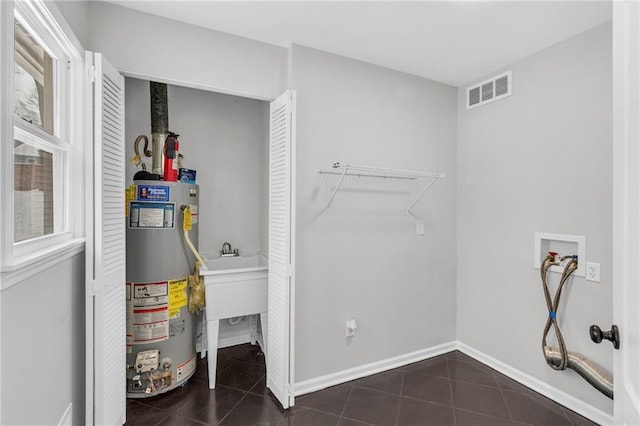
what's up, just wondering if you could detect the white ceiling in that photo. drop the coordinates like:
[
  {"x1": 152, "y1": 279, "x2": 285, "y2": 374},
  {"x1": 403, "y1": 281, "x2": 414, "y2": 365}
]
[{"x1": 106, "y1": 1, "x2": 612, "y2": 87}]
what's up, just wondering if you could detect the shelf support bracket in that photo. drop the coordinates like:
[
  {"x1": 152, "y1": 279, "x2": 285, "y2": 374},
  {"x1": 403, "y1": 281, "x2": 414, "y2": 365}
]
[
  {"x1": 322, "y1": 164, "x2": 349, "y2": 213},
  {"x1": 407, "y1": 176, "x2": 438, "y2": 221}
]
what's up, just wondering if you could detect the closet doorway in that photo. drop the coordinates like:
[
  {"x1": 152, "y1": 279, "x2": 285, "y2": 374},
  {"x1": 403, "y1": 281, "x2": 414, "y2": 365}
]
[{"x1": 87, "y1": 55, "x2": 296, "y2": 425}]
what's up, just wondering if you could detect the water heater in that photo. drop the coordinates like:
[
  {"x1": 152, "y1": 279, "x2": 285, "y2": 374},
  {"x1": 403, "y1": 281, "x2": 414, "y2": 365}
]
[{"x1": 125, "y1": 180, "x2": 199, "y2": 397}]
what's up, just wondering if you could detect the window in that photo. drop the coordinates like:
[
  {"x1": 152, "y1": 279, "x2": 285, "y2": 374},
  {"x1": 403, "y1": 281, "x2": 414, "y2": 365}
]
[
  {"x1": 11, "y1": 10, "x2": 66, "y2": 249},
  {"x1": 1, "y1": 0, "x2": 84, "y2": 279},
  {"x1": 12, "y1": 16, "x2": 60, "y2": 244},
  {"x1": 14, "y1": 18, "x2": 54, "y2": 134},
  {"x1": 13, "y1": 127, "x2": 63, "y2": 243}
]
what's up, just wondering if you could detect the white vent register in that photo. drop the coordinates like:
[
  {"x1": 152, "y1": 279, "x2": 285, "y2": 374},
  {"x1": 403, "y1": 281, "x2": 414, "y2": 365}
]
[{"x1": 467, "y1": 71, "x2": 512, "y2": 109}]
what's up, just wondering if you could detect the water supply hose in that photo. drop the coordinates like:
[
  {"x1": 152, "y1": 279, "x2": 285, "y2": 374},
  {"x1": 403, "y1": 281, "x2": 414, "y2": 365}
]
[
  {"x1": 540, "y1": 254, "x2": 613, "y2": 399},
  {"x1": 180, "y1": 205, "x2": 206, "y2": 268},
  {"x1": 181, "y1": 205, "x2": 207, "y2": 313},
  {"x1": 541, "y1": 253, "x2": 574, "y2": 370},
  {"x1": 184, "y1": 228, "x2": 206, "y2": 268}
]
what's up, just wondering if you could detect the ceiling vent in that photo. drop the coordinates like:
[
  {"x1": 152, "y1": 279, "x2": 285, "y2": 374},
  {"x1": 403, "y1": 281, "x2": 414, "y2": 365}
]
[{"x1": 466, "y1": 71, "x2": 512, "y2": 109}]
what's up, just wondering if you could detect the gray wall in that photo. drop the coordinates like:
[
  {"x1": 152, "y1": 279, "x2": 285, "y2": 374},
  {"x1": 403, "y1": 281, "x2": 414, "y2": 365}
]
[
  {"x1": 1, "y1": 253, "x2": 85, "y2": 425},
  {"x1": 456, "y1": 22, "x2": 613, "y2": 414},
  {"x1": 54, "y1": 0, "x2": 88, "y2": 47},
  {"x1": 290, "y1": 45, "x2": 458, "y2": 382},
  {"x1": 86, "y1": 2, "x2": 287, "y2": 101},
  {"x1": 125, "y1": 77, "x2": 269, "y2": 339}
]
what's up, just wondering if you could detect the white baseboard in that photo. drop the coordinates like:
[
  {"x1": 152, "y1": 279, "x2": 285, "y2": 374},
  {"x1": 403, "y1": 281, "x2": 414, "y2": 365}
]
[
  {"x1": 456, "y1": 342, "x2": 614, "y2": 426},
  {"x1": 294, "y1": 341, "x2": 457, "y2": 397},
  {"x1": 57, "y1": 403, "x2": 72, "y2": 426}
]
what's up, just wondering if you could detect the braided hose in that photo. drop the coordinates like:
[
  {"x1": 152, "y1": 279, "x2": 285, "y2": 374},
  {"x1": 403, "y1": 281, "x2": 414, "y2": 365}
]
[{"x1": 540, "y1": 254, "x2": 613, "y2": 399}]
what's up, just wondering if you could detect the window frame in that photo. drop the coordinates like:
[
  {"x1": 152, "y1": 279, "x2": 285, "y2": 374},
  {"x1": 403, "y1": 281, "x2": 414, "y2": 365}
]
[
  {"x1": 0, "y1": 0, "x2": 85, "y2": 287},
  {"x1": 12, "y1": 123, "x2": 67, "y2": 245},
  {"x1": 13, "y1": 15, "x2": 56, "y2": 135}
]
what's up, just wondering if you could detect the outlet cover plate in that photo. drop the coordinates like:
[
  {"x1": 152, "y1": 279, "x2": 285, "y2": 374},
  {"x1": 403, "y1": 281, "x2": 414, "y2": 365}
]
[{"x1": 586, "y1": 262, "x2": 601, "y2": 282}]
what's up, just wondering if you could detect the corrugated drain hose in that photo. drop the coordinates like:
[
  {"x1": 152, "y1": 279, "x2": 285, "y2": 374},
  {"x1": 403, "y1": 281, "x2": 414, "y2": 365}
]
[{"x1": 540, "y1": 253, "x2": 614, "y2": 399}]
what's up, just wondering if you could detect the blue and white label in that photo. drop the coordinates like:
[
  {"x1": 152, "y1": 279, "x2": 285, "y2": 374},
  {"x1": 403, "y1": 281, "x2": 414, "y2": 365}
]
[
  {"x1": 129, "y1": 202, "x2": 175, "y2": 229},
  {"x1": 137, "y1": 184, "x2": 170, "y2": 201}
]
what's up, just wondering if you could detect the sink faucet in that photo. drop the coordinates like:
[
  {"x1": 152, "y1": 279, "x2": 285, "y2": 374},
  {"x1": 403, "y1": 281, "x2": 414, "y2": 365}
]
[
  {"x1": 221, "y1": 242, "x2": 239, "y2": 256},
  {"x1": 221, "y1": 242, "x2": 232, "y2": 255}
]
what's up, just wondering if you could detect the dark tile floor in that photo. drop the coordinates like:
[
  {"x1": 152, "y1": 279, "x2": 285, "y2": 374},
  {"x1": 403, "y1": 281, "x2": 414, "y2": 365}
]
[{"x1": 125, "y1": 344, "x2": 598, "y2": 426}]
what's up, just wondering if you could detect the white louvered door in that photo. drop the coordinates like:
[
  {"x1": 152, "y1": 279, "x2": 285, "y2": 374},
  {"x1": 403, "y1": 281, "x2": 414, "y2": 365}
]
[
  {"x1": 267, "y1": 91, "x2": 296, "y2": 409},
  {"x1": 86, "y1": 52, "x2": 126, "y2": 426}
]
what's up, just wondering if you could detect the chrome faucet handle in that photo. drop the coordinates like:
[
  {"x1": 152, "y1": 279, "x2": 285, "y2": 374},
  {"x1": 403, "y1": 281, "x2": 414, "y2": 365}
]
[{"x1": 221, "y1": 242, "x2": 232, "y2": 254}]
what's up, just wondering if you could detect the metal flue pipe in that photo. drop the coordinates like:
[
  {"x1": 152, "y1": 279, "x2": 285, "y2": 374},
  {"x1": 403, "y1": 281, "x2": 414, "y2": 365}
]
[{"x1": 150, "y1": 82, "x2": 168, "y2": 175}]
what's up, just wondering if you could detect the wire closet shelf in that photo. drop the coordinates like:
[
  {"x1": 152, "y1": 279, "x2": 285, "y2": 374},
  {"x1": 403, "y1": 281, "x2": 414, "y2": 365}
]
[{"x1": 318, "y1": 162, "x2": 445, "y2": 219}]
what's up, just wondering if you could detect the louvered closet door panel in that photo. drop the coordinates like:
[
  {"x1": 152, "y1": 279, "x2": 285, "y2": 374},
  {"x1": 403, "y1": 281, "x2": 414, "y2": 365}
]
[
  {"x1": 267, "y1": 91, "x2": 296, "y2": 409},
  {"x1": 89, "y1": 52, "x2": 126, "y2": 426}
]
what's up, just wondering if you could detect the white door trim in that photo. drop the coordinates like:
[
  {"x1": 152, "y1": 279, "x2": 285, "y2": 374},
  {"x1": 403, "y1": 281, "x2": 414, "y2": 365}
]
[{"x1": 612, "y1": 2, "x2": 640, "y2": 424}]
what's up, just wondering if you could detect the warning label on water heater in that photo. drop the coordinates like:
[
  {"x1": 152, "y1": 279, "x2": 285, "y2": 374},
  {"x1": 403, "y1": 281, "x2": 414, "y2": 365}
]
[
  {"x1": 128, "y1": 202, "x2": 175, "y2": 229},
  {"x1": 168, "y1": 278, "x2": 188, "y2": 318},
  {"x1": 176, "y1": 354, "x2": 196, "y2": 382},
  {"x1": 127, "y1": 281, "x2": 170, "y2": 346},
  {"x1": 132, "y1": 318, "x2": 169, "y2": 344}
]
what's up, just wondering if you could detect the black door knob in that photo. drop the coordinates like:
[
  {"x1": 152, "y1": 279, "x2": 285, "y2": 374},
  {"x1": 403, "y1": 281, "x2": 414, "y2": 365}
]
[{"x1": 589, "y1": 324, "x2": 620, "y2": 350}]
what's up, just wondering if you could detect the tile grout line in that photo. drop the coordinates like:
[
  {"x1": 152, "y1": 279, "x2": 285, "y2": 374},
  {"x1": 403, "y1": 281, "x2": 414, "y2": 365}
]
[
  {"x1": 152, "y1": 410, "x2": 173, "y2": 426},
  {"x1": 351, "y1": 383, "x2": 408, "y2": 398},
  {"x1": 394, "y1": 371, "x2": 407, "y2": 426},
  {"x1": 338, "y1": 385, "x2": 355, "y2": 422},
  {"x1": 217, "y1": 373, "x2": 266, "y2": 425},
  {"x1": 216, "y1": 391, "x2": 247, "y2": 425},
  {"x1": 562, "y1": 404, "x2": 580, "y2": 425},
  {"x1": 447, "y1": 358, "x2": 459, "y2": 426},
  {"x1": 494, "y1": 369, "x2": 516, "y2": 425}
]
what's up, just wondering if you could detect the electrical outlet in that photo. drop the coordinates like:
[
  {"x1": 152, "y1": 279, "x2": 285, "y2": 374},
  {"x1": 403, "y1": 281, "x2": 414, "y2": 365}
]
[
  {"x1": 416, "y1": 220, "x2": 425, "y2": 236},
  {"x1": 586, "y1": 262, "x2": 600, "y2": 282}
]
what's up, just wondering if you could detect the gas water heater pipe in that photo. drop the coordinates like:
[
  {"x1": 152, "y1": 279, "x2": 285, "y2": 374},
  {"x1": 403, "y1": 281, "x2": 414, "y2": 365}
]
[
  {"x1": 150, "y1": 82, "x2": 169, "y2": 176},
  {"x1": 180, "y1": 205, "x2": 207, "y2": 270},
  {"x1": 540, "y1": 253, "x2": 613, "y2": 399}
]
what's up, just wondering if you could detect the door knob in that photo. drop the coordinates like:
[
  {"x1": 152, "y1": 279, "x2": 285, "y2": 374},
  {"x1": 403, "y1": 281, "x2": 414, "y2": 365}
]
[{"x1": 589, "y1": 324, "x2": 620, "y2": 350}]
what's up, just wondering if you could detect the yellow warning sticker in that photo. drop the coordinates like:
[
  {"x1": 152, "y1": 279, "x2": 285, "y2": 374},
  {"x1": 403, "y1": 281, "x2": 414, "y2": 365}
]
[
  {"x1": 125, "y1": 184, "x2": 136, "y2": 217},
  {"x1": 182, "y1": 206, "x2": 192, "y2": 231},
  {"x1": 168, "y1": 278, "x2": 188, "y2": 317}
]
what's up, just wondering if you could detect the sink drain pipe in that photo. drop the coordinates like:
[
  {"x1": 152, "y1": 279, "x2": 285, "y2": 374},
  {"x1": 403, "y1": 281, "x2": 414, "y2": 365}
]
[{"x1": 540, "y1": 253, "x2": 613, "y2": 399}]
